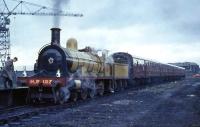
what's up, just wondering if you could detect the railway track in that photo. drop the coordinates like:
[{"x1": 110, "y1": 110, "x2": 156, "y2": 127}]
[
  {"x1": 0, "y1": 87, "x2": 141, "y2": 126},
  {"x1": 0, "y1": 88, "x2": 132, "y2": 126},
  {"x1": 0, "y1": 105, "x2": 35, "y2": 125},
  {"x1": 0, "y1": 80, "x2": 181, "y2": 126},
  {"x1": 0, "y1": 105, "x2": 29, "y2": 114},
  {"x1": 0, "y1": 94, "x2": 105, "y2": 126}
]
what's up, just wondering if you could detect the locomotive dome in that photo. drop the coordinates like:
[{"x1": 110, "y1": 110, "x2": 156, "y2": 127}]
[{"x1": 67, "y1": 38, "x2": 78, "y2": 50}]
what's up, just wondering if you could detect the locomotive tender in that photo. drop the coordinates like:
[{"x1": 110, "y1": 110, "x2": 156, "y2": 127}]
[{"x1": 19, "y1": 28, "x2": 185, "y2": 104}]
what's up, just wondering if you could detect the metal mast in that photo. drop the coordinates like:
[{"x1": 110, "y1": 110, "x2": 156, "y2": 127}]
[{"x1": 0, "y1": 0, "x2": 83, "y2": 67}]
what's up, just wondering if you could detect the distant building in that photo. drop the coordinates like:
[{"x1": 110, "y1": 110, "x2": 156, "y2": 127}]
[{"x1": 169, "y1": 62, "x2": 199, "y2": 73}]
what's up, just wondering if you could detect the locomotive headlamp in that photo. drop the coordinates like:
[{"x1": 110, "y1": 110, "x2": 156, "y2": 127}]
[
  {"x1": 56, "y1": 69, "x2": 61, "y2": 77},
  {"x1": 23, "y1": 66, "x2": 27, "y2": 77}
]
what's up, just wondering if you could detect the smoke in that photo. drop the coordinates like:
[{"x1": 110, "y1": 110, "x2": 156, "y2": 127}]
[
  {"x1": 105, "y1": 55, "x2": 114, "y2": 64},
  {"x1": 53, "y1": 0, "x2": 70, "y2": 27}
]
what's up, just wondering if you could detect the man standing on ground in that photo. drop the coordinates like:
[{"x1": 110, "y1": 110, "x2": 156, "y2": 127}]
[{"x1": 1, "y1": 57, "x2": 18, "y2": 88}]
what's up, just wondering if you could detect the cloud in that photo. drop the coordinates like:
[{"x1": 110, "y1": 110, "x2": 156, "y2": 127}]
[
  {"x1": 60, "y1": 26, "x2": 200, "y2": 64},
  {"x1": 68, "y1": 0, "x2": 200, "y2": 41},
  {"x1": 4, "y1": 0, "x2": 200, "y2": 70}
]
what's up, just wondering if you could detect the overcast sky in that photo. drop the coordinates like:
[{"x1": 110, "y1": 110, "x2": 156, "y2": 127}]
[{"x1": 1, "y1": 0, "x2": 200, "y2": 70}]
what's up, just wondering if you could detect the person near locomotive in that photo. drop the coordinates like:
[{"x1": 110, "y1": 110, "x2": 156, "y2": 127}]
[
  {"x1": 1, "y1": 57, "x2": 18, "y2": 88},
  {"x1": 34, "y1": 59, "x2": 38, "y2": 73}
]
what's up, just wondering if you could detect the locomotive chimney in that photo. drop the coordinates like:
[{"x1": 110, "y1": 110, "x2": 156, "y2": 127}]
[{"x1": 51, "y1": 28, "x2": 61, "y2": 45}]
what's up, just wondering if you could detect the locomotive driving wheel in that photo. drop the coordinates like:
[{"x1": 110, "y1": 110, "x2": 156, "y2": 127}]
[
  {"x1": 55, "y1": 90, "x2": 65, "y2": 104},
  {"x1": 114, "y1": 80, "x2": 119, "y2": 92},
  {"x1": 80, "y1": 89, "x2": 88, "y2": 100},
  {"x1": 119, "y1": 80, "x2": 124, "y2": 91},
  {"x1": 55, "y1": 87, "x2": 70, "y2": 104},
  {"x1": 70, "y1": 92, "x2": 78, "y2": 102},
  {"x1": 88, "y1": 89, "x2": 95, "y2": 98},
  {"x1": 88, "y1": 80, "x2": 96, "y2": 98},
  {"x1": 98, "y1": 81, "x2": 104, "y2": 96},
  {"x1": 124, "y1": 80, "x2": 128, "y2": 89}
]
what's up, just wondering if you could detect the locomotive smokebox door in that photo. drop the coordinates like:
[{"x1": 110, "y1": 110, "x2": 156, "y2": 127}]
[{"x1": 51, "y1": 28, "x2": 61, "y2": 45}]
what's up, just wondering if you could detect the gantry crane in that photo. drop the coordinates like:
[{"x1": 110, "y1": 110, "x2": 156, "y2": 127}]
[{"x1": 0, "y1": 0, "x2": 83, "y2": 67}]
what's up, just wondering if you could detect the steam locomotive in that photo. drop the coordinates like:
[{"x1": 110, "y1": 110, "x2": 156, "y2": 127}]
[{"x1": 19, "y1": 28, "x2": 185, "y2": 104}]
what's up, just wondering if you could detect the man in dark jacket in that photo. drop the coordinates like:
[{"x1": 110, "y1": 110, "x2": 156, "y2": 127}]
[{"x1": 1, "y1": 57, "x2": 18, "y2": 88}]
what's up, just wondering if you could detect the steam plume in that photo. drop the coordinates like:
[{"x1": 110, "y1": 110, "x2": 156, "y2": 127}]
[{"x1": 53, "y1": 0, "x2": 70, "y2": 27}]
